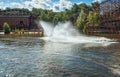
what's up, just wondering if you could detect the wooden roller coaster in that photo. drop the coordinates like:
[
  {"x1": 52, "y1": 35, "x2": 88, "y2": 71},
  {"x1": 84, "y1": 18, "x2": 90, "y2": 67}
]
[{"x1": 88, "y1": 0, "x2": 120, "y2": 34}]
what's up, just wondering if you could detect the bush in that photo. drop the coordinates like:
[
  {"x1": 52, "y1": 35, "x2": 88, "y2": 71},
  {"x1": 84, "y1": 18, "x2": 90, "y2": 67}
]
[
  {"x1": 20, "y1": 29, "x2": 25, "y2": 34},
  {"x1": 3, "y1": 22, "x2": 11, "y2": 34},
  {"x1": 14, "y1": 29, "x2": 20, "y2": 34}
]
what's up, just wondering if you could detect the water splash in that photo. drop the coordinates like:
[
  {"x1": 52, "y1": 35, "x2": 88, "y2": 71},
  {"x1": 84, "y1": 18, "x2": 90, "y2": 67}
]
[
  {"x1": 39, "y1": 21, "x2": 54, "y2": 36},
  {"x1": 39, "y1": 21, "x2": 114, "y2": 45}
]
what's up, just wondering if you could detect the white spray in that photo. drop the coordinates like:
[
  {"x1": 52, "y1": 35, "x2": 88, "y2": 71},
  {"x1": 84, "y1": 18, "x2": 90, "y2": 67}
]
[{"x1": 39, "y1": 21, "x2": 114, "y2": 45}]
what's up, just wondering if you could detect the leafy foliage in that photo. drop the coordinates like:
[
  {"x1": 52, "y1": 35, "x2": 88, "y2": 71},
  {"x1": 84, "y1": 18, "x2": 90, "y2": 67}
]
[
  {"x1": 3, "y1": 22, "x2": 11, "y2": 34},
  {"x1": 32, "y1": 8, "x2": 69, "y2": 23},
  {"x1": 86, "y1": 11, "x2": 100, "y2": 26},
  {"x1": 74, "y1": 9, "x2": 86, "y2": 32},
  {"x1": 53, "y1": 12, "x2": 68, "y2": 23}
]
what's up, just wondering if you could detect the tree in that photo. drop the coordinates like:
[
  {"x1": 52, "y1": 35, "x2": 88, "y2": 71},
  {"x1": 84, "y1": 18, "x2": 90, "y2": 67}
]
[
  {"x1": 6, "y1": 7, "x2": 11, "y2": 10},
  {"x1": 74, "y1": 9, "x2": 86, "y2": 32},
  {"x1": 92, "y1": 2, "x2": 100, "y2": 7},
  {"x1": 83, "y1": 11, "x2": 100, "y2": 33},
  {"x1": 86, "y1": 11, "x2": 100, "y2": 27},
  {"x1": 32, "y1": 8, "x2": 40, "y2": 15},
  {"x1": 3, "y1": 22, "x2": 11, "y2": 34},
  {"x1": 71, "y1": 4, "x2": 80, "y2": 14},
  {"x1": 91, "y1": 2, "x2": 100, "y2": 13},
  {"x1": 21, "y1": 8, "x2": 29, "y2": 12},
  {"x1": 53, "y1": 12, "x2": 68, "y2": 24},
  {"x1": 78, "y1": 3, "x2": 88, "y2": 10},
  {"x1": 65, "y1": 9, "x2": 72, "y2": 17},
  {"x1": 71, "y1": 3, "x2": 88, "y2": 14}
]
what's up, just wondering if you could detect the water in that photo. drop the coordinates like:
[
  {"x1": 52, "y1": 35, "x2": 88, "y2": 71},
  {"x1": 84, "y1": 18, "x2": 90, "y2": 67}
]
[
  {"x1": 0, "y1": 21, "x2": 119, "y2": 77},
  {"x1": 0, "y1": 38, "x2": 120, "y2": 77}
]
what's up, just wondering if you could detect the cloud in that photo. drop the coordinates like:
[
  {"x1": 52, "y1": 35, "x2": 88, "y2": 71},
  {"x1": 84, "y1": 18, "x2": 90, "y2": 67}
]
[
  {"x1": 0, "y1": 0, "x2": 76, "y2": 12},
  {"x1": 11, "y1": 2, "x2": 24, "y2": 8},
  {"x1": 0, "y1": 2, "x2": 10, "y2": 9},
  {"x1": 93, "y1": 0, "x2": 103, "y2": 3},
  {"x1": 76, "y1": 2, "x2": 83, "y2": 5},
  {"x1": 52, "y1": 0, "x2": 73, "y2": 12},
  {"x1": 25, "y1": 0, "x2": 52, "y2": 10},
  {"x1": 0, "y1": 0, "x2": 52, "y2": 10}
]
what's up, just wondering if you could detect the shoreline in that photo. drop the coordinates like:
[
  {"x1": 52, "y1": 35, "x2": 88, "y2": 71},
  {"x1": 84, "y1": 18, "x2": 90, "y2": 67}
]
[
  {"x1": 87, "y1": 34, "x2": 120, "y2": 42},
  {"x1": 0, "y1": 32, "x2": 120, "y2": 41},
  {"x1": 88, "y1": 34, "x2": 120, "y2": 39},
  {"x1": 0, "y1": 32, "x2": 43, "y2": 38}
]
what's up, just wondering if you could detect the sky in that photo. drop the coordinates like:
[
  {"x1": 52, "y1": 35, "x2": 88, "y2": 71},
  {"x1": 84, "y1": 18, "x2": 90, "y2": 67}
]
[{"x1": 0, "y1": 0, "x2": 103, "y2": 12}]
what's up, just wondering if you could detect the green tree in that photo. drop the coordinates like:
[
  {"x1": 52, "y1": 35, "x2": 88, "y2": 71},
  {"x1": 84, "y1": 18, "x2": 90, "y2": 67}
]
[
  {"x1": 91, "y1": 2, "x2": 100, "y2": 13},
  {"x1": 86, "y1": 11, "x2": 100, "y2": 27},
  {"x1": 74, "y1": 9, "x2": 86, "y2": 32},
  {"x1": 71, "y1": 4, "x2": 80, "y2": 14},
  {"x1": 32, "y1": 8, "x2": 40, "y2": 15},
  {"x1": 83, "y1": 11, "x2": 100, "y2": 33},
  {"x1": 44, "y1": 10, "x2": 54, "y2": 21},
  {"x1": 65, "y1": 9, "x2": 72, "y2": 17},
  {"x1": 71, "y1": 3, "x2": 88, "y2": 14},
  {"x1": 6, "y1": 7, "x2": 11, "y2": 10},
  {"x1": 3, "y1": 22, "x2": 11, "y2": 34},
  {"x1": 92, "y1": 2, "x2": 100, "y2": 7},
  {"x1": 53, "y1": 12, "x2": 68, "y2": 24}
]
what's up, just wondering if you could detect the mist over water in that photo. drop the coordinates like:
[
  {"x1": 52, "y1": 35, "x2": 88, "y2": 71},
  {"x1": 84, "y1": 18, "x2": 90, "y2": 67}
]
[{"x1": 40, "y1": 21, "x2": 114, "y2": 45}]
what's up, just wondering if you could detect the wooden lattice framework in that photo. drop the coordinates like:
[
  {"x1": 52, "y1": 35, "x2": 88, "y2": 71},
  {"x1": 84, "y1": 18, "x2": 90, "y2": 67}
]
[
  {"x1": 100, "y1": 0, "x2": 120, "y2": 33},
  {"x1": 88, "y1": 0, "x2": 120, "y2": 34}
]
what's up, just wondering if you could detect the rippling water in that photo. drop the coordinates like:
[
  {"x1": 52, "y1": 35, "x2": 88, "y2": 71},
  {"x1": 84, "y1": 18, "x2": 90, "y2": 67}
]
[{"x1": 0, "y1": 37, "x2": 120, "y2": 77}]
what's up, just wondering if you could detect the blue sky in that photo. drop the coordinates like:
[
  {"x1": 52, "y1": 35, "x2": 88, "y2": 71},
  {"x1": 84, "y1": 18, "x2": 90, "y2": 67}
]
[
  {"x1": 0, "y1": 0, "x2": 94, "y2": 4},
  {"x1": 0, "y1": 0, "x2": 102, "y2": 11}
]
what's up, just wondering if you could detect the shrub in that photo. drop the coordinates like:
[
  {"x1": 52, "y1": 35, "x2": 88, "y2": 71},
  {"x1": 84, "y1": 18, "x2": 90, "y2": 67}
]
[
  {"x1": 20, "y1": 29, "x2": 25, "y2": 34},
  {"x1": 14, "y1": 29, "x2": 20, "y2": 34},
  {"x1": 3, "y1": 22, "x2": 11, "y2": 34}
]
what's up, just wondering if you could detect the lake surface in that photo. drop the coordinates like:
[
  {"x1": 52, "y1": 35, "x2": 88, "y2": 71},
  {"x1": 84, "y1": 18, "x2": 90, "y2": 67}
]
[{"x1": 0, "y1": 37, "x2": 120, "y2": 77}]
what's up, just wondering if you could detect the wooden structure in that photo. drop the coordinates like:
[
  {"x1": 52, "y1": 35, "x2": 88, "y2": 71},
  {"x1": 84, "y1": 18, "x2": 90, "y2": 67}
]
[
  {"x1": 88, "y1": 0, "x2": 120, "y2": 34},
  {"x1": 0, "y1": 9, "x2": 39, "y2": 31}
]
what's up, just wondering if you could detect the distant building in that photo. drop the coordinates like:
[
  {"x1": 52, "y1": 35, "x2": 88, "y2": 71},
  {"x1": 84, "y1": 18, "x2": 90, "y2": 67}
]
[{"x1": 0, "y1": 9, "x2": 40, "y2": 31}]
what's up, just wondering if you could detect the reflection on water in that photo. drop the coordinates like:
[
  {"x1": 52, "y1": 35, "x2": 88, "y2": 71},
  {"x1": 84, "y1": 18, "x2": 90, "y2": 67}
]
[{"x1": 0, "y1": 37, "x2": 120, "y2": 77}]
